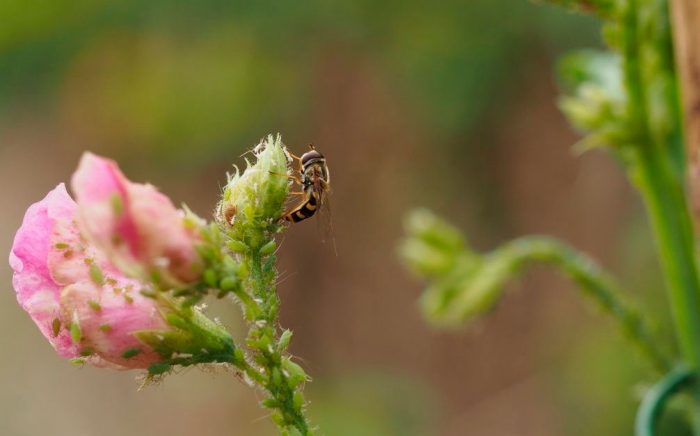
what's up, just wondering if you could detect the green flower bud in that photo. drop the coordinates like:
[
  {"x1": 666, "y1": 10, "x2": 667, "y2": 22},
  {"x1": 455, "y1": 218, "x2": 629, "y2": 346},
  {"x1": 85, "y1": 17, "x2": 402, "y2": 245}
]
[
  {"x1": 556, "y1": 50, "x2": 630, "y2": 148},
  {"x1": 398, "y1": 209, "x2": 472, "y2": 278},
  {"x1": 216, "y1": 134, "x2": 289, "y2": 250}
]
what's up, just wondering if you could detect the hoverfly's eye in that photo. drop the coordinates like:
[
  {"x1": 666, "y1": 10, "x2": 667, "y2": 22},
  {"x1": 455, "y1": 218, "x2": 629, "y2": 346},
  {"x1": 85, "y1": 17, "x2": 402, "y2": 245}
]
[{"x1": 301, "y1": 150, "x2": 324, "y2": 166}]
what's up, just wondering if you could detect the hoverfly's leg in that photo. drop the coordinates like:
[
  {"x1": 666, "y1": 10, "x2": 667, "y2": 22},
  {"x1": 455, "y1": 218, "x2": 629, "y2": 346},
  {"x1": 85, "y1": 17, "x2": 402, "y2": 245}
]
[
  {"x1": 287, "y1": 151, "x2": 303, "y2": 161},
  {"x1": 285, "y1": 149, "x2": 304, "y2": 167},
  {"x1": 289, "y1": 191, "x2": 306, "y2": 196},
  {"x1": 268, "y1": 171, "x2": 304, "y2": 186}
]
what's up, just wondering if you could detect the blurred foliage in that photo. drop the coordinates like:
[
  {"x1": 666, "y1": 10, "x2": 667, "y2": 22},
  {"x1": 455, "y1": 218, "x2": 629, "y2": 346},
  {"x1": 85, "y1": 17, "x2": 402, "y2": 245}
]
[
  {"x1": 0, "y1": 0, "x2": 599, "y2": 165},
  {"x1": 399, "y1": 208, "x2": 670, "y2": 372},
  {"x1": 310, "y1": 372, "x2": 437, "y2": 436},
  {"x1": 553, "y1": 325, "x2": 692, "y2": 436}
]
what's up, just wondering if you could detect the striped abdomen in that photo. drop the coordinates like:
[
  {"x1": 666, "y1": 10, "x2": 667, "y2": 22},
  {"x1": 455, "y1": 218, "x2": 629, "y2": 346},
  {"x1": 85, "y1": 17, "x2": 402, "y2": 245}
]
[{"x1": 283, "y1": 190, "x2": 319, "y2": 223}]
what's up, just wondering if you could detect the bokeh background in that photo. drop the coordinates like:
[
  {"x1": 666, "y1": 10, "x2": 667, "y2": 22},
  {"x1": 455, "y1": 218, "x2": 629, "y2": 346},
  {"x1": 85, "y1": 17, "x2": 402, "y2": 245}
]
[{"x1": 0, "y1": 1, "x2": 679, "y2": 435}]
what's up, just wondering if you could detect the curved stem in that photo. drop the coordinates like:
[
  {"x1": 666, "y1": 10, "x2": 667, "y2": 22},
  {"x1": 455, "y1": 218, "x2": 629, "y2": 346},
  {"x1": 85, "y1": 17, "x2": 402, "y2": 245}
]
[
  {"x1": 494, "y1": 237, "x2": 672, "y2": 372},
  {"x1": 636, "y1": 366, "x2": 694, "y2": 436}
]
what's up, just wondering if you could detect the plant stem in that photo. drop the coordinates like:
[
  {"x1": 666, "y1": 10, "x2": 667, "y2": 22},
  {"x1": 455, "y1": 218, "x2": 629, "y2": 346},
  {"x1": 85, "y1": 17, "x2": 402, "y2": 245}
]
[
  {"x1": 634, "y1": 147, "x2": 700, "y2": 367},
  {"x1": 633, "y1": 146, "x2": 700, "y2": 431},
  {"x1": 623, "y1": 0, "x2": 700, "y2": 429},
  {"x1": 622, "y1": 0, "x2": 700, "y2": 369},
  {"x1": 245, "y1": 249, "x2": 311, "y2": 435},
  {"x1": 495, "y1": 237, "x2": 671, "y2": 372}
]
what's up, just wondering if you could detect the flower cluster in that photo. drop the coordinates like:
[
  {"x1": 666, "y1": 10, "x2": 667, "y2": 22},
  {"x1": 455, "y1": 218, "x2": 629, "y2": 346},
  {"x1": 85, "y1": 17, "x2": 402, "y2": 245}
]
[{"x1": 10, "y1": 153, "x2": 230, "y2": 370}]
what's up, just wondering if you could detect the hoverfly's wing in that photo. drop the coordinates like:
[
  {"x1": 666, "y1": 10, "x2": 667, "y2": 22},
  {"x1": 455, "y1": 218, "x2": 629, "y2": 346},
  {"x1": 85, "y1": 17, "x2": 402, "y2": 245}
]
[{"x1": 315, "y1": 186, "x2": 337, "y2": 255}]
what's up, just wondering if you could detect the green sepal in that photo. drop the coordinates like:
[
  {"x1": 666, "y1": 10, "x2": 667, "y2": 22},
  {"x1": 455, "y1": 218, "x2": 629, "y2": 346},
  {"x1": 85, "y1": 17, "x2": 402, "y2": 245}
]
[{"x1": 135, "y1": 303, "x2": 236, "y2": 366}]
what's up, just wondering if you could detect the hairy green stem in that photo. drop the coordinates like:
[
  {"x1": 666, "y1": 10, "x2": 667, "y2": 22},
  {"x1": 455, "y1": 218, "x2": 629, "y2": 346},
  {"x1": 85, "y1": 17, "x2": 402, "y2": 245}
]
[
  {"x1": 495, "y1": 237, "x2": 671, "y2": 372},
  {"x1": 245, "y1": 249, "x2": 311, "y2": 435}
]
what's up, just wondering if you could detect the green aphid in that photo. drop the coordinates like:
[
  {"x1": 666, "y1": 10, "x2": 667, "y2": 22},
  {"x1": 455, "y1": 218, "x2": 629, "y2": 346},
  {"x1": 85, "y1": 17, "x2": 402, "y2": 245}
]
[
  {"x1": 259, "y1": 239, "x2": 277, "y2": 256},
  {"x1": 89, "y1": 263, "x2": 105, "y2": 286},
  {"x1": 219, "y1": 276, "x2": 239, "y2": 291},
  {"x1": 203, "y1": 269, "x2": 218, "y2": 288},
  {"x1": 88, "y1": 300, "x2": 102, "y2": 312},
  {"x1": 99, "y1": 324, "x2": 113, "y2": 332},
  {"x1": 293, "y1": 391, "x2": 305, "y2": 410},
  {"x1": 277, "y1": 329, "x2": 293, "y2": 351},
  {"x1": 227, "y1": 240, "x2": 248, "y2": 253},
  {"x1": 70, "y1": 322, "x2": 82, "y2": 343},
  {"x1": 122, "y1": 348, "x2": 142, "y2": 359},
  {"x1": 80, "y1": 348, "x2": 94, "y2": 357},
  {"x1": 54, "y1": 242, "x2": 70, "y2": 250},
  {"x1": 262, "y1": 398, "x2": 278, "y2": 409},
  {"x1": 147, "y1": 363, "x2": 171, "y2": 375},
  {"x1": 123, "y1": 294, "x2": 134, "y2": 304},
  {"x1": 52, "y1": 318, "x2": 61, "y2": 337},
  {"x1": 140, "y1": 289, "x2": 157, "y2": 299},
  {"x1": 110, "y1": 194, "x2": 124, "y2": 216}
]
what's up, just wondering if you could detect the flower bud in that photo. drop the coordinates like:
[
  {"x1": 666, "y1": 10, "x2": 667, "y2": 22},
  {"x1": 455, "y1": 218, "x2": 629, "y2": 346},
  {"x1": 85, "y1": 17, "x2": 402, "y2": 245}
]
[
  {"x1": 216, "y1": 134, "x2": 289, "y2": 249},
  {"x1": 398, "y1": 209, "x2": 470, "y2": 278}
]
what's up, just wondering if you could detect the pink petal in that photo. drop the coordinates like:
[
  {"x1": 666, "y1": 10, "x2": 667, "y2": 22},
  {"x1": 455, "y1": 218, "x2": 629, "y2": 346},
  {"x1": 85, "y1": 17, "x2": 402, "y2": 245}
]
[
  {"x1": 128, "y1": 184, "x2": 202, "y2": 282},
  {"x1": 9, "y1": 184, "x2": 80, "y2": 357},
  {"x1": 71, "y1": 152, "x2": 202, "y2": 283},
  {"x1": 61, "y1": 280, "x2": 168, "y2": 369},
  {"x1": 70, "y1": 152, "x2": 141, "y2": 266}
]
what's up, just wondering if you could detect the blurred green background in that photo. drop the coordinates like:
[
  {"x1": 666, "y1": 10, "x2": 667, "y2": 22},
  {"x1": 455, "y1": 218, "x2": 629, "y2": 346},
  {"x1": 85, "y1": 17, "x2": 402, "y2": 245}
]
[{"x1": 0, "y1": 1, "x2": 677, "y2": 435}]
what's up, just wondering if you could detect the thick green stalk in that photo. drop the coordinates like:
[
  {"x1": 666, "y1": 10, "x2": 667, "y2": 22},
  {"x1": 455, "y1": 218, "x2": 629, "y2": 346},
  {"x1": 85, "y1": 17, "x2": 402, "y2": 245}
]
[
  {"x1": 622, "y1": 0, "x2": 700, "y2": 369},
  {"x1": 633, "y1": 147, "x2": 700, "y2": 432},
  {"x1": 622, "y1": 0, "x2": 700, "y2": 430},
  {"x1": 634, "y1": 147, "x2": 700, "y2": 367}
]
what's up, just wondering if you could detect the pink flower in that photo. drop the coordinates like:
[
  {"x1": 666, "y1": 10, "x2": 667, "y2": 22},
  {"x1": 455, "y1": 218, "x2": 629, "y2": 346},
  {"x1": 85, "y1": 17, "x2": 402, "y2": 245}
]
[
  {"x1": 71, "y1": 152, "x2": 203, "y2": 284},
  {"x1": 10, "y1": 184, "x2": 170, "y2": 368}
]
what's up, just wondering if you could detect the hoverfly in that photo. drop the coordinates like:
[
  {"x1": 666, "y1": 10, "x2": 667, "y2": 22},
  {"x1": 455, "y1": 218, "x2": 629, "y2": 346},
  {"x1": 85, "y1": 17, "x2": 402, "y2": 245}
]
[{"x1": 281, "y1": 144, "x2": 330, "y2": 224}]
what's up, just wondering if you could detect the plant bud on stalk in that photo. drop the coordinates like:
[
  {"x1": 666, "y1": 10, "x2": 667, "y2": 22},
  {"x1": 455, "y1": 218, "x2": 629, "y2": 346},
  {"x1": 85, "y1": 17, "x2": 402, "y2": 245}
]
[{"x1": 216, "y1": 134, "x2": 289, "y2": 250}]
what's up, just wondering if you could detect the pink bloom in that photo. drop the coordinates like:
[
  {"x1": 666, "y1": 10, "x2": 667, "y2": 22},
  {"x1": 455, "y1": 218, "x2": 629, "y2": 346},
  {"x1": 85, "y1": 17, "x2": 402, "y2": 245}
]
[
  {"x1": 71, "y1": 152, "x2": 202, "y2": 284},
  {"x1": 10, "y1": 184, "x2": 169, "y2": 369}
]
